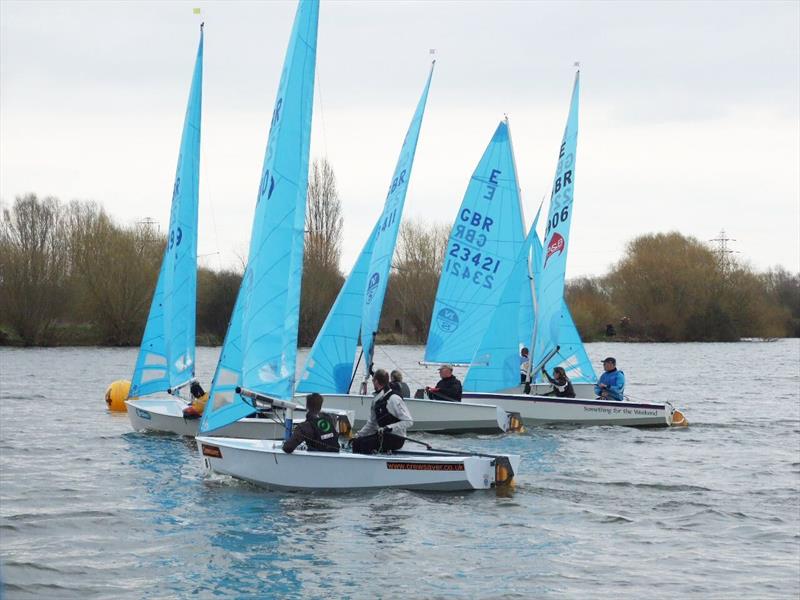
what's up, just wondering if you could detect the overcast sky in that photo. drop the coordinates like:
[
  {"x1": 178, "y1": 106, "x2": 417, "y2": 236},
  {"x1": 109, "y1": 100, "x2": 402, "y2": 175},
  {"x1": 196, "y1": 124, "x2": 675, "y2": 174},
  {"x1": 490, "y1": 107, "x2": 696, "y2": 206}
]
[{"x1": 2, "y1": 0, "x2": 798, "y2": 277}]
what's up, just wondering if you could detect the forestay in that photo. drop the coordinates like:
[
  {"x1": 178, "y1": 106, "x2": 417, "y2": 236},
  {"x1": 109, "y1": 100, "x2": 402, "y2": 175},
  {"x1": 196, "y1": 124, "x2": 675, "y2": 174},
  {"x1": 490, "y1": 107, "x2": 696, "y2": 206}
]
[
  {"x1": 297, "y1": 224, "x2": 378, "y2": 394},
  {"x1": 360, "y1": 63, "x2": 435, "y2": 375},
  {"x1": 130, "y1": 27, "x2": 203, "y2": 398},
  {"x1": 425, "y1": 120, "x2": 526, "y2": 364},
  {"x1": 530, "y1": 71, "x2": 582, "y2": 376},
  {"x1": 200, "y1": 0, "x2": 319, "y2": 434}
]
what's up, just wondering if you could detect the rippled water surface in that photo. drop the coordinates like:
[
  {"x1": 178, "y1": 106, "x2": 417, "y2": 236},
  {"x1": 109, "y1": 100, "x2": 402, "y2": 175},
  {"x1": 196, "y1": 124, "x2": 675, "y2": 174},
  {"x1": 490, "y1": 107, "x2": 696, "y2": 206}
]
[{"x1": 1, "y1": 341, "x2": 799, "y2": 598}]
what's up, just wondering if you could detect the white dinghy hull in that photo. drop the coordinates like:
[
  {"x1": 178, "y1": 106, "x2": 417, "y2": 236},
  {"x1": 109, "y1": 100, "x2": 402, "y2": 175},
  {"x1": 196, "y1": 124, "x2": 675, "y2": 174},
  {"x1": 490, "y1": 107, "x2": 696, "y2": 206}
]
[
  {"x1": 494, "y1": 382, "x2": 596, "y2": 399},
  {"x1": 461, "y1": 392, "x2": 678, "y2": 427},
  {"x1": 294, "y1": 393, "x2": 513, "y2": 433},
  {"x1": 196, "y1": 436, "x2": 520, "y2": 492},
  {"x1": 126, "y1": 398, "x2": 354, "y2": 439}
]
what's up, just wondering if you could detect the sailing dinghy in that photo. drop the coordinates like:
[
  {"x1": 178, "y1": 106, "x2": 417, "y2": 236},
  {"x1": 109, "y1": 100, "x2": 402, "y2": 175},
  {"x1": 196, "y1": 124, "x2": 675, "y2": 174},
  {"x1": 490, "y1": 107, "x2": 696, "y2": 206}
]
[
  {"x1": 292, "y1": 66, "x2": 516, "y2": 434},
  {"x1": 122, "y1": 24, "x2": 207, "y2": 431},
  {"x1": 197, "y1": 0, "x2": 519, "y2": 491},
  {"x1": 121, "y1": 24, "x2": 351, "y2": 439},
  {"x1": 460, "y1": 71, "x2": 686, "y2": 427}
]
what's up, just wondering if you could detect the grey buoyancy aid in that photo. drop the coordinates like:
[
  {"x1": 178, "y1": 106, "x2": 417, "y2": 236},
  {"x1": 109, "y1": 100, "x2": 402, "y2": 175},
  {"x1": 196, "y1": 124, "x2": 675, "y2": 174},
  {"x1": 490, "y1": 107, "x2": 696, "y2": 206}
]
[
  {"x1": 307, "y1": 412, "x2": 340, "y2": 452},
  {"x1": 374, "y1": 389, "x2": 401, "y2": 428}
]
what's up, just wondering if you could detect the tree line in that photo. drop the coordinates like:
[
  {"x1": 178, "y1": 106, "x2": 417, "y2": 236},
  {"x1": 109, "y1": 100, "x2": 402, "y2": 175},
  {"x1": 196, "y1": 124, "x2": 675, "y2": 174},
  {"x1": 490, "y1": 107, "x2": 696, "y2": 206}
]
[{"x1": 1, "y1": 166, "x2": 797, "y2": 347}]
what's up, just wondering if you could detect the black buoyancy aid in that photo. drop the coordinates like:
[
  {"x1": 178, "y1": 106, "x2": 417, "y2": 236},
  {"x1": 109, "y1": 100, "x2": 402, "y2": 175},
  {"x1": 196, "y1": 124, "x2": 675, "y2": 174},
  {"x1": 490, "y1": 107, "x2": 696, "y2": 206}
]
[
  {"x1": 374, "y1": 389, "x2": 401, "y2": 428},
  {"x1": 306, "y1": 412, "x2": 340, "y2": 452}
]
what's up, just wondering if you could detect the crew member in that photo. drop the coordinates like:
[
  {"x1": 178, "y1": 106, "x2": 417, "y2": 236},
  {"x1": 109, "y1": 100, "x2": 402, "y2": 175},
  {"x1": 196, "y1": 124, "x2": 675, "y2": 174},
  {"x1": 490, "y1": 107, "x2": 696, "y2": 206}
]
[
  {"x1": 426, "y1": 364, "x2": 462, "y2": 402},
  {"x1": 182, "y1": 381, "x2": 209, "y2": 419},
  {"x1": 541, "y1": 366, "x2": 576, "y2": 398},
  {"x1": 390, "y1": 369, "x2": 411, "y2": 398},
  {"x1": 283, "y1": 392, "x2": 340, "y2": 454},
  {"x1": 352, "y1": 369, "x2": 413, "y2": 454},
  {"x1": 520, "y1": 347, "x2": 530, "y2": 383},
  {"x1": 595, "y1": 357, "x2": 625, "y2": 401}
]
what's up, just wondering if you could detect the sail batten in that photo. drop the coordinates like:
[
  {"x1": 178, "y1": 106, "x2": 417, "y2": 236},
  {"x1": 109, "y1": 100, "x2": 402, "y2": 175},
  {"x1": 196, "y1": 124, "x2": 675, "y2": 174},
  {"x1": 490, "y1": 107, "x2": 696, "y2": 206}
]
[
  {"x1": 129, "y1": 26, "x2": 203, "y2": 399},
  {"x1": 200, "y1": 0, "x2": 319, "y2": 434}
]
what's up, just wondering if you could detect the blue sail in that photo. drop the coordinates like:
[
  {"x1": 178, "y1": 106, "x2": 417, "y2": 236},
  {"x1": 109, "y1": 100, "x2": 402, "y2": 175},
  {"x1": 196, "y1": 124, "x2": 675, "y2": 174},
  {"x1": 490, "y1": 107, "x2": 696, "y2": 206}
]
[
  {"x1": 360, "y1": 63, "x2": 435, "y2": 375},
  {"x1": 200, "y1": 0, "x2": 318, "y2": 434},
  {"x1": 528, "y1": 212, "x2": 596, "y2": 384},
  {"x1": 517, "y1": 202, "x2": 542, "y2": 368},
  {"x1": 531, "y1": 71, "x2": 581, "y2": 374},
  {"x1": 544, "y1": 302, "x2": 597, "y2": 383},
  {"x1": 129, "y1": 26, "x2": 203, "y2": 398},
  {"x1": 425, "y1": 120, "x2": 526, "y2": 364},
  {"x1": 297, "y1": 223, "x2": 378, "y2": 394},
  {"x1": 463, "y1": 220, "x2": 538, "y2": 392}
]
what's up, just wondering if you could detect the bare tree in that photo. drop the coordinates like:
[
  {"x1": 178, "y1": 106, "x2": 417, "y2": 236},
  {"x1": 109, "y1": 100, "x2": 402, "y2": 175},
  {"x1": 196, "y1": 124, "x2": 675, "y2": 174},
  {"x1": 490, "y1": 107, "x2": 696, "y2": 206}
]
[
  {"x1": 67, "y1": 202, "x2": 164, "y2": 345},
  {"x1": 305, "y1": 158, "x2": 343, "y2": 270},
  {"x1": 0, "y1": 194, "x2": 70, "y2": 344},
  {"x1": 299, "y1": 158, "x2": 344, "y2": 346},
  {"x1": 382, "y1": 219, "x2": 450, "y2": 342}
]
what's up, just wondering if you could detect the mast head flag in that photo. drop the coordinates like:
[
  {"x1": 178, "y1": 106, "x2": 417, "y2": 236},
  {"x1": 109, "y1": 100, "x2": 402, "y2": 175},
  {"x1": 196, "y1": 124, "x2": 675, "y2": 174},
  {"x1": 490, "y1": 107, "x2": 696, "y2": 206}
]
[
  {"x1": 360, "y1": 62, "x2": 435, "y2": 375},
  {"x1": 200, "y1": 0, "x2": 319, "y2": 435},
  {"x1": 531, "y1": 70, "x2": 580, "y2": 372},
  {"x1": 129, "y1": 25, "x2": 203, "y2": 399}
]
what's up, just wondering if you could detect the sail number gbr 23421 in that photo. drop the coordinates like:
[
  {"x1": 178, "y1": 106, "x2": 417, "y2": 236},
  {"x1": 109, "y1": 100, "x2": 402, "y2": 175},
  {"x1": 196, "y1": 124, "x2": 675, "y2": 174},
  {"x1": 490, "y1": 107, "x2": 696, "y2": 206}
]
[{"x1": 442, "y1": 208, "x2": 500, "y2": 289}]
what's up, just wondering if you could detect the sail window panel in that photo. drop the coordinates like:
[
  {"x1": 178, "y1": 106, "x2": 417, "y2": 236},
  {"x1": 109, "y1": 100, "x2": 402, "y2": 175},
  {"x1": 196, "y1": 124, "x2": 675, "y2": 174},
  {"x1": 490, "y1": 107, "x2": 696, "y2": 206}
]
[
  {"x1": 144, "y1": 353, "x2": 167, "y2": 366},
  {"x1": 218, "y1": 368, "x2": 239, "y2": 387},
  {"x1": 211, "y1": 391, "x2": 234, "y2": 411},
  {"x1": 141, "y1": 368, "x2": 167, "y2": 383}
]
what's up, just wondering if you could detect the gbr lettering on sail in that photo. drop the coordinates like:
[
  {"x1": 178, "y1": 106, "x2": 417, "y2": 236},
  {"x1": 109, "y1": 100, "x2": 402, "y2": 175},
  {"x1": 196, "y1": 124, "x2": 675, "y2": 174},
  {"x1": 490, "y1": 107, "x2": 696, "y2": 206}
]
[{"x1": 544, "y1": 140, "x2": 574, "y2": 267}]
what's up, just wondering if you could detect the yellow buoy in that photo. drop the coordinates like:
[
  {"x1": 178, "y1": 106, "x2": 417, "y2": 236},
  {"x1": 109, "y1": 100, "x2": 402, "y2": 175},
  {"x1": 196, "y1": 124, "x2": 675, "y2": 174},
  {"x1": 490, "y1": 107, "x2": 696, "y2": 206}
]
[
  {"x1": 507, "y1": 412, "x2": 526, "y2": 433},
  {"x1": 671, "y1": 409, "x2": 688, "y2": 427},
  {"x1": 105, "y1": 379, "x2": 131, "y2": 412}
]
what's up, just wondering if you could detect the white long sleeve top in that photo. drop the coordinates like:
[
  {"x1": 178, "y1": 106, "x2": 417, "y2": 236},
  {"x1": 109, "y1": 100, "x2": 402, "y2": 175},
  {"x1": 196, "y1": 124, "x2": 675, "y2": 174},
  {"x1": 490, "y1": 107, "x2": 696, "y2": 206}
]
[{"x1": 357, "y1": 388, "x2": 414, "y2": 438}]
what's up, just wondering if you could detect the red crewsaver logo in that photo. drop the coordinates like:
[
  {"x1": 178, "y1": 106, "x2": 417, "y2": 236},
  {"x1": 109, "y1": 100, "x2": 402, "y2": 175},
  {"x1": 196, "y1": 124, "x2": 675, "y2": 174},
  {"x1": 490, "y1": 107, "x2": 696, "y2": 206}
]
[{"x1": 544, "y1": 233, "x2": 565, "y2": 267}]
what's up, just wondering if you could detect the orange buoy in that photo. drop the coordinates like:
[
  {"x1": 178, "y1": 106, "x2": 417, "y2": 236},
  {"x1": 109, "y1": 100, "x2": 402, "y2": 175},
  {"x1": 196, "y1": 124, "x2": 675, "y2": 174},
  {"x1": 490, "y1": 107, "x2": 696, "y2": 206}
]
[
  {"x1": 671, "y1": 409, "x2": 688, "y2": 427},
  {"x1": 105, "y1": 379, "x2": 131, "y2": 412}
]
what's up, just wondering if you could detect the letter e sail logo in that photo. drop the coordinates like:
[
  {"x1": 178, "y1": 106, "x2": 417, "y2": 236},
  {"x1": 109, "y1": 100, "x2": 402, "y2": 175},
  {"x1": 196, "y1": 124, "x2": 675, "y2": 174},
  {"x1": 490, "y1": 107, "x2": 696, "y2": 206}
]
[
  {"x1": 436, "y1": 308, "x2": 460, "y2": 333},
  {"x1": 544, "y1": 233, "x2": 565, "y2": 267},
  {"x1": 366, "y1": 272, "x2": 380, "y2": 304}
]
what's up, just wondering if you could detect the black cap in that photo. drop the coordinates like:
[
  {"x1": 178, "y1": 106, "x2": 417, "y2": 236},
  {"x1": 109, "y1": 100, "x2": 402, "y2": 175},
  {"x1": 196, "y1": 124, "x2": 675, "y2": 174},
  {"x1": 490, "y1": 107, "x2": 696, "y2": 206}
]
[{"x1": 601, "y1": 357, "x2": 616, "y2": 364}]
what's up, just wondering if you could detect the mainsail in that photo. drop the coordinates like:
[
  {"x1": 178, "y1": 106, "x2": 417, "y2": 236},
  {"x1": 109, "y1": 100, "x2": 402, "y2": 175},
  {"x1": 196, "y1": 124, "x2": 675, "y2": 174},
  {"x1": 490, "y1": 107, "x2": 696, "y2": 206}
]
[
  {"x1": 424, "y1": 120, "x2": 526, "y2": 364},
  {"x1": 200, "y1": 0, "x2": 318, "y2": 434},
  {"x1": 296, "y1": 223, "x2": 378, "y2": 394},
  {"x1": 529, "y1": 70, "x2": 583, "y2": 377},
  {"x1": 360, "y1": 63, "x2": 435, "y2": 376},
  {"x1": 129, "y1": 25, "x2": 203, "y2": 398}
]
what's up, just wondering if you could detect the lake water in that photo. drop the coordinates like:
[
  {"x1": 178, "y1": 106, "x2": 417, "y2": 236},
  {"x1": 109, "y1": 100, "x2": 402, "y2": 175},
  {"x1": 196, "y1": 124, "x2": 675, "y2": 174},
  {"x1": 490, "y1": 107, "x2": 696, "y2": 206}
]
[{"x1": 1, "y1": 341, "x2": 798, "y2": 599}]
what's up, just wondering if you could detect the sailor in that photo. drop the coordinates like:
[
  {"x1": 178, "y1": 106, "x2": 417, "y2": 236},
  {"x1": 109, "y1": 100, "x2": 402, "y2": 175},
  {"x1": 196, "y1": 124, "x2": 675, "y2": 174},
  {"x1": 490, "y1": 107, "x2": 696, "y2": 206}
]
[
  {"x1": 426, "y1": 364, "x2": 462, "y2": 402},
  {"x1": 595, "y1": 357, "x2": 625, "y2": 401},
  {"x1": 519, "y1": 347, "x2": 530, "y2": 383},
  {"x1": 352, "y1": 369, "x2": 413, "y2": 454},
  {"x1": 182, "y1": 381, "x2": 209, "y2": 419},
  {"x1": 390, "y1": 369, "x2": 411, "y2": 398},
  {"x1": 282, "y1": 392, "x2": 340, "y2": 454},
  {"x1": 541, "y1": 366, "x2": 576, "y2": 398}
]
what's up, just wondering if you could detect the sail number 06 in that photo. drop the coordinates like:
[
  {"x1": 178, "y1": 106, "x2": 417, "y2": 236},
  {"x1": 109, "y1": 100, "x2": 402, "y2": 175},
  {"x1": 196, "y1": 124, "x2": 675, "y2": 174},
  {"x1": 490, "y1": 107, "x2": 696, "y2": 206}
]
[{"x1": 545, "y1": 206, "x2": 570, "y2": 237}]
